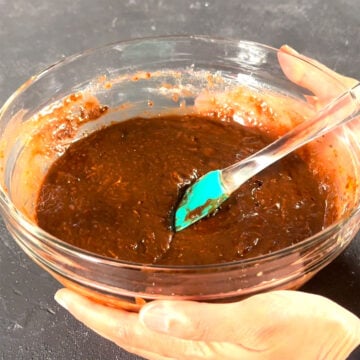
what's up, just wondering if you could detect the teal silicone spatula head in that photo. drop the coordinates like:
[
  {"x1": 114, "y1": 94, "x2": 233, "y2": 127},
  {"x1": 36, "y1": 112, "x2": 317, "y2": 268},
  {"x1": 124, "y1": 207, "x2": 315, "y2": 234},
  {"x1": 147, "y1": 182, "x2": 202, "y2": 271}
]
[
  {"x1": 175, "y1": 170, "x2": 229, "y2": 231},
  {"x1": 174, "y1": 83, "x2": 360, "y2": 232}
]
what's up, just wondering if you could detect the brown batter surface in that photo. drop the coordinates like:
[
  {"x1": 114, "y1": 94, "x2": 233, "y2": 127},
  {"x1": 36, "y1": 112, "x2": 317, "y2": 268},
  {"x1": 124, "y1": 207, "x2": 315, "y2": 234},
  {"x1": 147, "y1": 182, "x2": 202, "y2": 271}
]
[{"x1": 36, "y1": 114, "x2": 328, "y2": 265}]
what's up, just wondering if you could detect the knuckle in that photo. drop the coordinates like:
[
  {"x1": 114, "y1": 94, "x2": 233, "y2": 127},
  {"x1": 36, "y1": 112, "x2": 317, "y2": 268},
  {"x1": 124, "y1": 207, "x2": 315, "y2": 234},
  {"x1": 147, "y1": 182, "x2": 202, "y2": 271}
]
[
  {"x1": 182, "y1": 341, "x2": 216, "y2": 360},
  {"x1": 189, "y1": 317, "x2": 212, "y2": 341},
  {"x1": 115, "y1": 324, "x2": 136, "y2": 346}
]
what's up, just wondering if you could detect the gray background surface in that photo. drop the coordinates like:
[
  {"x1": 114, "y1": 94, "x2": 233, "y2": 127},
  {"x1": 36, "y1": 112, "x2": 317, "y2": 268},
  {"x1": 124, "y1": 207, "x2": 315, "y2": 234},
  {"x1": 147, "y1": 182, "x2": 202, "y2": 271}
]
[{"x1": 1, "y1": 0, "x2": 359, "y2": 359}]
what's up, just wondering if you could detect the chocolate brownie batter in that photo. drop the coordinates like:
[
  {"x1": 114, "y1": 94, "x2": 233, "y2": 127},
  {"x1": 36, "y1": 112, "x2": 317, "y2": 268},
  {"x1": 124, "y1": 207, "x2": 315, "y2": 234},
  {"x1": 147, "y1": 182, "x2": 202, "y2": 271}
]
[{"x1": 36, "y1": 114, "x2": 328, "y2": 265}]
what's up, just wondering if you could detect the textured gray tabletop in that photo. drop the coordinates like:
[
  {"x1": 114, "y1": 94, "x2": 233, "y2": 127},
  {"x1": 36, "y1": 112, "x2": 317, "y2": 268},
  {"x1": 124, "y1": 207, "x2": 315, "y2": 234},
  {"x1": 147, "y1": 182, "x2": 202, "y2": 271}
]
[{"x1": 1, "y1": 1, "x2": 360, "y2": 359}]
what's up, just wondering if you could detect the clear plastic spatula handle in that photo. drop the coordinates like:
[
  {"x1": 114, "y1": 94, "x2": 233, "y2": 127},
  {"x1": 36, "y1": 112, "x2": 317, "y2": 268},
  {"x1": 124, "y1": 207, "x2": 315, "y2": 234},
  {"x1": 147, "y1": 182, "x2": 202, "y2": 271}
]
[
  {"x1": 175, "y1": 83, "x2": 360, "y2": 232},
  {"x1": 222, "y1": 83, "x2": 360, "y2": 194}
]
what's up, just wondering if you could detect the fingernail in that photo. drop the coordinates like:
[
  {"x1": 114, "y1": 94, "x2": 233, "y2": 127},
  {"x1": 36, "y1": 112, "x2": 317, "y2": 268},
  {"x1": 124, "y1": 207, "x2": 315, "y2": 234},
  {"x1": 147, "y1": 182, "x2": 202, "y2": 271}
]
[
  {"x1": 282, "y1": 44, "x2": 299, "y2": 55},
  {"x1": 54, "y1": 289, "x2": 69, "y2": 311},
  {"x1": 139, "y1": 303, "x2": 188, "y2": 334}
]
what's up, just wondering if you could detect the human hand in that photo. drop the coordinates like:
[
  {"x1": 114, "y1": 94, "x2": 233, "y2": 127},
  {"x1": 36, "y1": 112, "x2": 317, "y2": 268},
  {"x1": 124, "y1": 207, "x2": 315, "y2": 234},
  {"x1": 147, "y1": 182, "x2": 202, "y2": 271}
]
[
  {"x1": 54, "y1": 47, "x2": 360, "y2": 360},
  {"x1": 55, "y1": 288, "x2": 360, "y2": 360},
  {"x1": 278, "y1": 45, "x2": 357, "y2": 104}
]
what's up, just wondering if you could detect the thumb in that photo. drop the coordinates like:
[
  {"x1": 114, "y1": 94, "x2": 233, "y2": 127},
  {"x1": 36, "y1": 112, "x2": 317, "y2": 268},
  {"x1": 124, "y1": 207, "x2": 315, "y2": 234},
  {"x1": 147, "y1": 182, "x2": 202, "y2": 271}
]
[
  {"x1": 140, "y1": 291, "x2": 360, "y2": 358},
  {"x1": 140, "y1": 299, "x2": 246, "y2": 343}
]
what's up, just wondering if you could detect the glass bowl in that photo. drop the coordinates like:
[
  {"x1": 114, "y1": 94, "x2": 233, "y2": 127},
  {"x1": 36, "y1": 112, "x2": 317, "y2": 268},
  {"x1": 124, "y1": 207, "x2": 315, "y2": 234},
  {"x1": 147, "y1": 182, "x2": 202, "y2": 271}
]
[{"x1": 0, "y1": 36, "x2": 359, "y2": 311}]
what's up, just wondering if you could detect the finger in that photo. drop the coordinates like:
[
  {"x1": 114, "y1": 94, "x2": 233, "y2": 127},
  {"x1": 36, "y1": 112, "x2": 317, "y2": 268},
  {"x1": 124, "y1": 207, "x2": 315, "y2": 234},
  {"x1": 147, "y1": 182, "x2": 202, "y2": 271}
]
[
  {"x1": 140, "y1": 290, "x2": 360, "y2": 358},
  {"x1": 120, "y1": 344, "x2": 177, "y2": 360},
  {"x1": 141, "y1": 292, "x2": 310, "y2": 344},
  {"x1": 54, "y1": 289, "x2": 225, "y2": 360},
  {"x1": 55, "y1": 288, "x2": 141, "y2": 344},
  {"x1": 278, "y1": 45, "x2": 357, "y2": 101}
]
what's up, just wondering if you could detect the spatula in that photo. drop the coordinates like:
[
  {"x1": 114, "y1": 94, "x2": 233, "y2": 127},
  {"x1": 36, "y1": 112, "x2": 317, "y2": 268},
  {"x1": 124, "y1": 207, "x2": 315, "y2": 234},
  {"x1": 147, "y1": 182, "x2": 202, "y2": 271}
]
[{"x1": 175, "y1": 83, "x2": 360, "y2": 231}]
